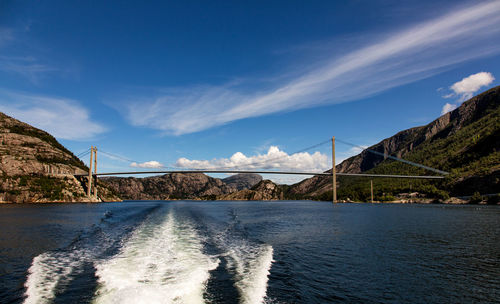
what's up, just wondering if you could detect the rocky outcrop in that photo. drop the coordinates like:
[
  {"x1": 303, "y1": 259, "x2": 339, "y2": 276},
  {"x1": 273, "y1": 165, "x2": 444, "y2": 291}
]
[
  {"x1": 218, "y1": 180, "x2": 284, "y2": 200},
  {"x1": 0, "y1": 112, "x2": 121, "y2": 203},
  {"x1": 222, "y1": 173, "x2": 263, "y2": 191},
  {"x1": 102, "y1": 173, "x2": 235, "y2": 200}
]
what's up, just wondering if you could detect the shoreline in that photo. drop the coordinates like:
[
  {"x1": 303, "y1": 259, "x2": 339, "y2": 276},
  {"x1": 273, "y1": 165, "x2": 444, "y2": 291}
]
[{"x1": 1, "y1": 197, "x2": 498, "y2": 205}]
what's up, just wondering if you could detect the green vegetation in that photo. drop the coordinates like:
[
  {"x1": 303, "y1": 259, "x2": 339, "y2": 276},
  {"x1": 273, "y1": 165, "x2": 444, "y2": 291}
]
[
  {"x1": 469, "y1": 191, "x2": 483, "y2": 204},
  {"x1": 28, "y1": 175, "x2": 65, "y2": 200}
]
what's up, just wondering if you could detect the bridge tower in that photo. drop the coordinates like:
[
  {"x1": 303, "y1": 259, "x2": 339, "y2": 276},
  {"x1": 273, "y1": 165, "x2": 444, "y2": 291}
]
[
  {"x1": 93, "y1": 147, "x2": 98, "y2": 198},
  {"x1": 332, "y1": 136, "x2": 337, "y2": 203},
  {"x1": 87, "y1": 146, "x2": 97, "y2": 199}
]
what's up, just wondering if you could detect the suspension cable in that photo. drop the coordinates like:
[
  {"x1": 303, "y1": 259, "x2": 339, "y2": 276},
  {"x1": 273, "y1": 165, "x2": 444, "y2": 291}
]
[{"x1": 336, "y1": 138, "x2": 449, "y2": 175}]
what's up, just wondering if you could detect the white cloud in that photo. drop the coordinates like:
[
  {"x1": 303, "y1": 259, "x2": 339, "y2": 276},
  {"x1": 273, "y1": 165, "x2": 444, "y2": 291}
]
[
  {"x1": 0, "y1": 90, "x2": 106, "y2": 140},
  {"x1": 122, "y1": 1, "x2": 500, "y2": 135},
  {"x1": 450, "y1": 71, "x2": 495, "y2": 101},
  {"x1": 130, "y1": 161, "x2": 165, "y2": 168},
  {"x1": 440, "y1": 71, "x2": 495, "y2": 114},
  {"x1": 175, "y1": 146, "x2": 329, "y2": 172},
  {"x1": 175, "y1": 146, "x2": 329, "y2": 184},
  {"x1": 441, "y1": 102, "x2": 457, "y2": 115}
]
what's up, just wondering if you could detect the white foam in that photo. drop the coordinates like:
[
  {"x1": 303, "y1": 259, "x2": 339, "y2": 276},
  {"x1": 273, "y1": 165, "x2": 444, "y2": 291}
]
[
  {"x1": 92, "y1": 211, "x2": 219, "y2": 304},
  {"x1": 226, "y1": 244, "x2": 274, "y2": 304},
  {"x1": 23, "y1": 249, "x2": 86, "y2": 304}
]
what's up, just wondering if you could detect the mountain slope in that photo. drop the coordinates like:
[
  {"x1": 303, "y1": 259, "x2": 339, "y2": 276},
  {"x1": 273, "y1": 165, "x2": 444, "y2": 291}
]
[
  {"x1": 0, "y1": 112, "x2": 120, "y2": 203},
  {"x1": 289, "y1": 85, "x2": 500, "y2": 200}
]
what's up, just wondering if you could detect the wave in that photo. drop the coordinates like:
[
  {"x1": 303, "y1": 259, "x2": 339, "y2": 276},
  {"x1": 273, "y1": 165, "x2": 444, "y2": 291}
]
[
  {"x1": 209, "y1": 210, "x2": 274, "y2": 304},
  {"x1": 226, "y1": 243, "x2": 274, "y2": 304},
  {"x1": 23, "y1": 206, "x2": 160, "y2": 304},
  {"x1": 23, "y1": 249, "x2": 87, "y2": 304},
  {"x1": 92, "y1": 210, "x2": 219, "y2": 304}
]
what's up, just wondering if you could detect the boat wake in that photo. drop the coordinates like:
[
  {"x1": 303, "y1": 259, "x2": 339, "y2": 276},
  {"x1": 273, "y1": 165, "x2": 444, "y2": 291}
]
[
  {"x1": 23, "y1": 206, "x2": 160, "y2": 304},
  {"x1": 93, "y1": 210, "x2": 219, "y2": 304},
  {"x1": 22, "y1": 204, "x2": 274, "y2": 304},
  {"x1": 208, "y1": 209, "x2": 274, "y2": 304}
]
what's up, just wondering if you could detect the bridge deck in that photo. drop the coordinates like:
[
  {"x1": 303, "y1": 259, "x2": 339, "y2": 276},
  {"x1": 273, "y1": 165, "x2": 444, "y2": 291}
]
[{"x1": 74, "y1": 170, "x2": 445, "y2": 179}]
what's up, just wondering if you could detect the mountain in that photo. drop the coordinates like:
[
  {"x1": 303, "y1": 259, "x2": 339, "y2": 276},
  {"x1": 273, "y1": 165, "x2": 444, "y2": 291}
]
[
  {"x1": 218, "y1": 180, "x2": 284, "y2": 200},
  {"x1": 288, "y1": 85, "x2": 500, "y2": 201},
  {"x1": 0, "y1": 112, "x2": 120, "y2": 203},
  {"x1": 102, "y1": 173, "x2": 235, "y2": 200},
  {"x1": 102, "y1": 173, "x2": 267, "y2": 200},
  {"x1": 222, "y1": 173, "x2": 263, "y2": 191}
]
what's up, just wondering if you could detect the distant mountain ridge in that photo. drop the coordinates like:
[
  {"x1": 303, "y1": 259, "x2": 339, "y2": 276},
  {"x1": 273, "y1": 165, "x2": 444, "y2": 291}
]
[
  {"x1": 102, "y1": 173, "x2": 233, "y2": 200},
  {"x1": 222, "y1": 173, "x2": 263, "y2": 191},
  {"x1": 101, "y1": 173, "x2": 264, "y2": 200},
  {"x1": 218, "y1": 179, "x2": 284, "y2": 200}
]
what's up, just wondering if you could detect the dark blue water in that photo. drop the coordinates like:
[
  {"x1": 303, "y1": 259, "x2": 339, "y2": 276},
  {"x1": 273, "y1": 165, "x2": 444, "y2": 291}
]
[{"x1": 0, "y1": 201, "x2": 499, "y2": 303}]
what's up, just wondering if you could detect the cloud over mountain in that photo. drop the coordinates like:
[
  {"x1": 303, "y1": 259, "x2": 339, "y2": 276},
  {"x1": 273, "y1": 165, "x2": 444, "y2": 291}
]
[
  {"x1": 441, "y1": 72, "x2": 495, "y2": 114},
  {"x1": 0, "y1": 90, "x2": 106, "y2": 140},
  {"x1": 175, "y1": 146, "x2": 329, "y2": 172}
]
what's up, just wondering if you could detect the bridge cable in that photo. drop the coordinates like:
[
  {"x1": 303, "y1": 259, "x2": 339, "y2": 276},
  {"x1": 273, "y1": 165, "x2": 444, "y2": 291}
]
[
  {"x1": 335, "y1": 138, "x2": 449, "y2": 175},
  {"x1": 75, "y1": 148, "x2": 91, "y2": 158}
]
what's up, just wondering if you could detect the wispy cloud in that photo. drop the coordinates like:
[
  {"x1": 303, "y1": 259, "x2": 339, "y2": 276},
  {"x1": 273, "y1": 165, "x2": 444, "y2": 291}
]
[
  {"x1": 122, "y1": 1, "x2": 500, "y2": 135},
  {"x1": 0, "y1": 27, "x2": 59, "y2": 84},
  {"x1": 0, "y1": 90, "x2": 106, "y2": 140},
  {"x1": 0, "y1": 55, "x2": 56, "y2": 84},
  {"x1": 175, "y1": 146, "x2": 329, "y2": 172},
  {"x1": 440, "y1": 71, "x2": 495, "y2": 114}
]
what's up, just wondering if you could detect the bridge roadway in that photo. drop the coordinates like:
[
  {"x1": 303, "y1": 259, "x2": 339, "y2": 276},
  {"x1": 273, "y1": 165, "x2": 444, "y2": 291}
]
[{"x1": 74, "y1": 170, "x2": 445, "y2": 179}]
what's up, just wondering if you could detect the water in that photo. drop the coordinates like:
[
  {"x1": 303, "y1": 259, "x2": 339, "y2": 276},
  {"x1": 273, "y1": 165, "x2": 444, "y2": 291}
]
[{"x1": 1, "y1": 201, "x2": 499, "y2": 304}]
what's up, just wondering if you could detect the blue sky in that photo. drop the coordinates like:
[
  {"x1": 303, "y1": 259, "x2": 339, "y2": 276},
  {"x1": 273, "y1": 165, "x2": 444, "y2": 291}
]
[{"x1": 1, "y1": 0, "x2": 499, "y2": 183}]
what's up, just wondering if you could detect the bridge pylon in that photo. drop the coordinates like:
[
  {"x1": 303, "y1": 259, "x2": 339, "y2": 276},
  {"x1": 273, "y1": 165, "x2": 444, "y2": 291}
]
[
  {"x1": 87, "y1": 146, "x2": 98, "y2": 199},
  {"x1": 332, "y1": 136, "x2": 337, "y2": 203}
]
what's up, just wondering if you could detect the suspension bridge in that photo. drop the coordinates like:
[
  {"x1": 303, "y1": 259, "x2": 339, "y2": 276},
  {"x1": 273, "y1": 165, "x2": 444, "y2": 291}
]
[{"x1": 74, "y1": 137, "x2": 448, "y2": 203}]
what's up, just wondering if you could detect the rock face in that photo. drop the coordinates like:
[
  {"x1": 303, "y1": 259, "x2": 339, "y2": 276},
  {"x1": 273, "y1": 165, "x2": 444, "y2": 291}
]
[
  {"x1": 102, "y1": 173, "x2": 235, "y2": 200},
  {"x1": 218, "y1": 180, "x2": 284, "y2": 200},
  {"x1": 222, "y1": 173, "x2": 263, "y2": 191},
  {"x1": 0, "y1": 112, "x2": 120, "y2": 203},
  {"x1": 288, "y1": 85, "x2": 500, "y2": 198}
]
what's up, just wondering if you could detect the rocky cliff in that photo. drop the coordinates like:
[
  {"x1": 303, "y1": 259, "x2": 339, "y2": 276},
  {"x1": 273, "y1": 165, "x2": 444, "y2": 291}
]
[
  {"x1": 222, "y1": 173, "x2": 263, "y2": 191},
  {"x1": 102, "y1": 172, "x2": 270, "y2": 200},
  {"x1": 288, "y1": 85, "x2": 500, "y2": 200},
  {"x1": 218, "y1": 180, "x2": 284, "y2": 200},
  {"x1": 102, "y1": 173, "x2": 235, "y2": 200},
  {"x1": 0, "y1": 112, "x2": 120, "y2": 203}
]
